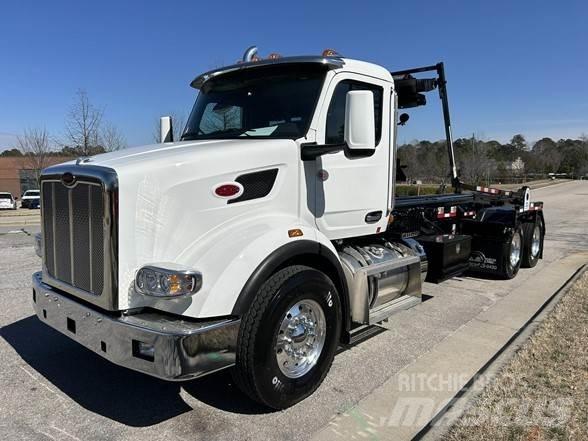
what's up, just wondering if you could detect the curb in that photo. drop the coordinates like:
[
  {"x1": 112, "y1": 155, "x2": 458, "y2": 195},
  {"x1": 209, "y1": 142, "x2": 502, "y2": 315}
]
[{"x1": 414, "y1": 263, "x2": 588, "y2": 441}]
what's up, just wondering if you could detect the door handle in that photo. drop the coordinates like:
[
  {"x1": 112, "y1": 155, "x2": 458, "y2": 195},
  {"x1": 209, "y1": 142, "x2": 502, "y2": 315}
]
[{"x1": 365, "y1": 211, "x2": 383, "y2": 223}]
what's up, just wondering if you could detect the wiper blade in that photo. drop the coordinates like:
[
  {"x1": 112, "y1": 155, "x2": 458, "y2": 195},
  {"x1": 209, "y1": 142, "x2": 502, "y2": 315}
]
[{"x1": 181, "y1": 129, "x2": 251, "y2": 140}]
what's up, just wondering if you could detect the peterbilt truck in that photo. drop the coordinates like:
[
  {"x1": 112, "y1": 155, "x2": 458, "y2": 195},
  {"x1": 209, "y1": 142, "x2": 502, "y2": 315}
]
[{"x1": 32, "y1": 47, "x2": 545, "y2": 409}]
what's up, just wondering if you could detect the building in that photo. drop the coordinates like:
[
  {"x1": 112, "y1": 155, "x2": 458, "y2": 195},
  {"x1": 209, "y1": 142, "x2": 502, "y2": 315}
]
[{"x1": 0, "y1": 156, "x2": 71, "y2": 198}]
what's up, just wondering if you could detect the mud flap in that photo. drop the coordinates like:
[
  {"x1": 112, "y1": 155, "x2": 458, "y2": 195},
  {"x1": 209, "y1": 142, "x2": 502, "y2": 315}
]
[{"x1": 462, "y1": 219, "x2": 514, "y2": 276}]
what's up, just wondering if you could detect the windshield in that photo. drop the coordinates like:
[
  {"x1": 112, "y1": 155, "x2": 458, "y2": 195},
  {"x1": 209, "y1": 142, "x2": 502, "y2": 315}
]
[
  {"x1": 0, "y1": 194, "x2": 11, "y2": 200},
  {"x1": 182, "y1": 64, "x2": 326, "y2": 141},
  {"x1": 24, "y1": 190, "x2": 39, "y2": 196}
]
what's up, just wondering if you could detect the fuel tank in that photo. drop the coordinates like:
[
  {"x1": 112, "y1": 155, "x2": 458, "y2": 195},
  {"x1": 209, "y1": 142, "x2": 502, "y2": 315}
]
[{"x1": 338, "y1": 238, "x2": 427, "y2": 324}]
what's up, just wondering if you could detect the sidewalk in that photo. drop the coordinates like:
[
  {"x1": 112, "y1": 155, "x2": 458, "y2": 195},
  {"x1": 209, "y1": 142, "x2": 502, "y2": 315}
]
[{"x1": 312, "y1": 251, "x2": 588, "y2": 441}]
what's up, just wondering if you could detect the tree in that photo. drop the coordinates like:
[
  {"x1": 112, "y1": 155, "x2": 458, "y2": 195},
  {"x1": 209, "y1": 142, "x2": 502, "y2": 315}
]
[
  {"x1": 62, "y1": 89, "x2": 127, "y2": 156},
  {"x1": 0, "y1": 148, "x2": 23, "y2": 157},
  {"x1": 16, "y1": 127, "x2": 54, "y2": 181},
  {"x1": 63, "y1": 89, "x2": 104, "y2": 156},
  {"x1": 395, "y1": 134, "x2": 588, "y2": 184},
  {"x1": 510, "y1": 134, "x2": 527, "y2": 152},
  {"x1": 558, "y1": 139, "x2": 588, "y2": 176},
  {"x1": 100, "y1": 122, "x2": 127, "y2": 152}
]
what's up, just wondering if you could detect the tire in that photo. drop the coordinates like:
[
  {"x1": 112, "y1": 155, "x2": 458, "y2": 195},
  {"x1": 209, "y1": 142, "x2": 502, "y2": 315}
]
[
  {"x1": 232, "y1": 265, "x2": 342, "y2": 409},
  {"x1": 502, "y1": 225, "x2": 523, "y2": 279},
  {"x1": 521, "y1": 219, "x2": 543, "y2": 268}
]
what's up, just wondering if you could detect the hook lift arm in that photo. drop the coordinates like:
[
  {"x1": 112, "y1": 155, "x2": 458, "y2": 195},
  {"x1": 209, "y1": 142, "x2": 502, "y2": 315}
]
[{"x1": 390, "y1": 62, "x2": 461, "y2": 192}]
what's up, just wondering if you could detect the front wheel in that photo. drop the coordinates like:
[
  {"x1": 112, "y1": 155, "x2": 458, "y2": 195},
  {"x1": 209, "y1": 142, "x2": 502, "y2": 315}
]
[{"x1": 232, "y1": 265, "x2": 342, "y2": 409}]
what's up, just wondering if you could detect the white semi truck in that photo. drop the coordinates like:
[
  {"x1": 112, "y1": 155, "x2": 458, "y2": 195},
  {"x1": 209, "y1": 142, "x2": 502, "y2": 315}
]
[{"x1": 32, "y1": 47, "x2": 545, "y2": 409}]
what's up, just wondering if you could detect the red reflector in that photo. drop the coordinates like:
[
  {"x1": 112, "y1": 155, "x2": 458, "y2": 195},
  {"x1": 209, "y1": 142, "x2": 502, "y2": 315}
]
[{"x1": 214, "y1": 184, "x2": 241, "y2": 197}]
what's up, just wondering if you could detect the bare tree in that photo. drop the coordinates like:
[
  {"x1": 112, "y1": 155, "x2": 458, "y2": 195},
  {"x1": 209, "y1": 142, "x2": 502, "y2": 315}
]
[
  {"x1": 64, "y1": 89, "x2": 103, "y2": 156},
  {"x1": 458, "y1": 135, "x2": 497, "y2": 184},
  {"x1": 152, "y1": 112, "x2": 187, "y2": 143},
  {"x1": 17, "y1": 127, "x2": 54, "y2": 181},
  {"x1": 100, "y1": 122, "x2": 127, "y2": 152}
]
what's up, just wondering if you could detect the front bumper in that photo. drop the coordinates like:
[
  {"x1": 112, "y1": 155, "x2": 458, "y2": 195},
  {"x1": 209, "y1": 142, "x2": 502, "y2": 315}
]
[{"x1": 32, "y1": 272, "x2": 240, "y2": 381}]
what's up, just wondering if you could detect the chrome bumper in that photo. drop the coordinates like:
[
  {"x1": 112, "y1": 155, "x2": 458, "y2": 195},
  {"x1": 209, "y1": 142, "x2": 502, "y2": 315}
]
[{"x1": 32, "y1": 272, "x2": 240, "y2": 381}]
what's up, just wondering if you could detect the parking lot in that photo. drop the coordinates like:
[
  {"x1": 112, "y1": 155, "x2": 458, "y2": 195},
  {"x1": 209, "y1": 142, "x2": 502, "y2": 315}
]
[
  {"x1": 1, "y1": 181, "x2": 587, "y2": 441},
  {"x1": 0, "y1": 208, "x2": 40, "y2": 233}
]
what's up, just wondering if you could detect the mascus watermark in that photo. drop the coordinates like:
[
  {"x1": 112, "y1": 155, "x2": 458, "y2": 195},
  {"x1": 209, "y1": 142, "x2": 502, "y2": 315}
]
[{"x1": 379, "y1": 397, "x2": 573, "y2": 428}]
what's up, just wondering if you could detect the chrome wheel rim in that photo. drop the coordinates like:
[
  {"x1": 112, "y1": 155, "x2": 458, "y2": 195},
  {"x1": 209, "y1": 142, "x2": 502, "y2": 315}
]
[
  {"x1": 275, "y1": 299, "x2": 326, "y2": 379},
  {"x1": 510, "y1": 231, "x2": 522, "y2": 267},
  {"x1": 531, "y1": 225, "x2": 541, "y2": 257}
]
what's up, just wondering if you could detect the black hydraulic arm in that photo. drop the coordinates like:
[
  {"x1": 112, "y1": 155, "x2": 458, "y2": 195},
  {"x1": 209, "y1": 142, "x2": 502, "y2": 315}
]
[{"x1": 390, "y1": 63, "x2": 460, "y2": 191}]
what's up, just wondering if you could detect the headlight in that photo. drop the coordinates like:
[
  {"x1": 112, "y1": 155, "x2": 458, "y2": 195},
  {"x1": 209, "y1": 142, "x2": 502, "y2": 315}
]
[{"x1": 135, "y1": 265, "x2": 202, "y2": 298}]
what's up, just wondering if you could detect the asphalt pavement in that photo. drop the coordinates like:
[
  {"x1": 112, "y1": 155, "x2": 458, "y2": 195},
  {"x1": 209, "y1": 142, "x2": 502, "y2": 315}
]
[{"x1": 0, "y1": 181, "x2": 586, "y2": 441}]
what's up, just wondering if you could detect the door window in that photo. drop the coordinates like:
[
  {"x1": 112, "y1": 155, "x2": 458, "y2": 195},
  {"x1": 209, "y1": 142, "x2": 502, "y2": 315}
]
[{"x1": 325, "y1": 80, "x2": 383, "y2": 145}]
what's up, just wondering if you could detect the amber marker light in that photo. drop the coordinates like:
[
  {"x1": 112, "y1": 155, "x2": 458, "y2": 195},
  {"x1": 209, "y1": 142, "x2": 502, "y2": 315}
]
[
  {"x1": 288, "y1": 229, "x2": 304, "y2": 238},
  {"x1": 322, "y1": 49, "x2": 340, "y2": 57}
]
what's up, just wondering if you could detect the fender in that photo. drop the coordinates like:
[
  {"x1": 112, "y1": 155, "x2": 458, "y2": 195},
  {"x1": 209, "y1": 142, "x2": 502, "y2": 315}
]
[
  {"x1": 136, "y1": 214, "x2": 350, "y2": 325},
  {"x1": 478, "y1": 206, "x2": 517, "y2": 225},
  {"x1": 231, "y1": 239, "x2": 351, "y2": 337}
]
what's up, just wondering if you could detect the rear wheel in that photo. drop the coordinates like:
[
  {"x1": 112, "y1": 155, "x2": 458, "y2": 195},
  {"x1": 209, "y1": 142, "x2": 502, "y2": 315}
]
[
  {"x1": 502, "y1": 226, "x2": 523, "y2": 279},
  {"x1": 232, "y1": 265, "x2": 342, "y2": 409},
  {"x1": 521, "y1": 219, "x2": 543, "y2": 268}
]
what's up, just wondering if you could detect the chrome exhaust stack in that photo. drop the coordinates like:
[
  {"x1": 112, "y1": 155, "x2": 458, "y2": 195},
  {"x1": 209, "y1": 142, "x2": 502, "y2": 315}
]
[{"x1": 242, "y1": 46, "x2": 258, "y2": 63}]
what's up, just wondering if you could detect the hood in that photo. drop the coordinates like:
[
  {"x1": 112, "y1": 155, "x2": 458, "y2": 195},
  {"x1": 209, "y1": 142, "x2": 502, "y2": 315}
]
[
  {"x1": 82, "y1": 138, "x2": 301, "y2": 310},
  {"x1": 80, "y1": 139, "x2": 261, "y2": 169}
]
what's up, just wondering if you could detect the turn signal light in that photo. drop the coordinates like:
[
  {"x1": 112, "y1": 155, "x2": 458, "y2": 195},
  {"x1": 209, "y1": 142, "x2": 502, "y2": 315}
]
[{"x1": 288, "y1": 229, "x2": 304, "y2": 238}]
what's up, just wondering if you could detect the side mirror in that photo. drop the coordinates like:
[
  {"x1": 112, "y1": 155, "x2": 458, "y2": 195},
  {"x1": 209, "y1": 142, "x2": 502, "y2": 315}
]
[
  {"x1": 398, "y1": 113, "x2": 410, "y2": 126},
  {"x1": 160, "y1": 116, "x2": 174, "y2": 143},
  {"x1": 344, "y1": 91, "x2": 375, "y2": 151}
]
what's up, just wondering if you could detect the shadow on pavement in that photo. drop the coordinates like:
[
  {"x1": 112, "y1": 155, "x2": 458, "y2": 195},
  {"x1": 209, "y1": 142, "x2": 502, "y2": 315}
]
[{"x1": 1, "y1": 315, "x2": 269, "y2": 427}]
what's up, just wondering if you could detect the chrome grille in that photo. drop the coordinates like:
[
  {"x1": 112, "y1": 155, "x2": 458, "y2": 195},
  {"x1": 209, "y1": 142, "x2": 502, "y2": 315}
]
[
  {"x1": 42, "y1": 180, "x2": 104, "y2": 295},
  {"x1": 40, "y1": 164, "x2": 118, "y2": 311}
]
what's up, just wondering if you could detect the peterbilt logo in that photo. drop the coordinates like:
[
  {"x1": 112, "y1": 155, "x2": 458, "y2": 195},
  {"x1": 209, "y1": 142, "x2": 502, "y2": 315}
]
[{"x1": 61, "y1": 172, "x2": 76, "y2": 187}]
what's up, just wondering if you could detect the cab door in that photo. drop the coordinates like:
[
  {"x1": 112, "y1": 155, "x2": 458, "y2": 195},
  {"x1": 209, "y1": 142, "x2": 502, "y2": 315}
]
[{"x1": 312, "y1": 74, "x2": 392, "y2": 240}]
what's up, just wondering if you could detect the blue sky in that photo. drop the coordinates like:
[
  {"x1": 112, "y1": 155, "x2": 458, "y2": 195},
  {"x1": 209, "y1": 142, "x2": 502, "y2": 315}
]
[{"x1": 1, "y1": 0, "x2": 587, "y2": 150}]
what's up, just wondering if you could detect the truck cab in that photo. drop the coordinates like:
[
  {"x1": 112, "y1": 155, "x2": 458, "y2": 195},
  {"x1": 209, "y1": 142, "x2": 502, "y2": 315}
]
[{"x1": 32, "y1": 48, "x2": 544, "y2": 409}]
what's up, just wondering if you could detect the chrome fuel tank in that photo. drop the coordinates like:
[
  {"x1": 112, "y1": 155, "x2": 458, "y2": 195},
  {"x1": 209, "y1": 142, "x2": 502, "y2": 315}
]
[{"x1": 339, "y1": 239, "x2": 427, "y2": 324}]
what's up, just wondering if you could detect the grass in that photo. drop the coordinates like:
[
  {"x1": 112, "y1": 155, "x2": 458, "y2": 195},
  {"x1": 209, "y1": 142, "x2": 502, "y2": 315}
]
[
  {"x1": 444, "y1": 270, "x2": 588, "y2": 441},
  {"x1": 395, "y1": 184, "x2": 452, "y2": 197}
]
